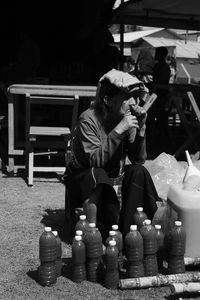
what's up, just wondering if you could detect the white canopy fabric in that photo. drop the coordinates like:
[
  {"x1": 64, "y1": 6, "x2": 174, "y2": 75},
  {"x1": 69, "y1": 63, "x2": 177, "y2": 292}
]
[
  {"x1": 112, "y1": 0, "x2": 200, "y2": 30},
  {"x1": 113, "y1": 28, "x2": 163, "y2": 42}
]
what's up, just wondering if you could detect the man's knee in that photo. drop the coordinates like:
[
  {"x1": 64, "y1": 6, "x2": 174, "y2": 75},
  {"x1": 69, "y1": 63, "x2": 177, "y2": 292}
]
[
  {"x1": 93, "y1": 167, "x2": 108, "y2": 177},
  {"x1": 125, "y1": 164, "x2": 147, "y2": 176},
  {"x1": 93, "y1": 168, "x2": 112, "y2": 185}
]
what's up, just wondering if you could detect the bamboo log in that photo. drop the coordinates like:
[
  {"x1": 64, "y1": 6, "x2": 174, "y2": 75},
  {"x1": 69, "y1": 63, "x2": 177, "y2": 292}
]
[
  {"x1": 119, "y1": 272, "x2": 200, "y2": 290},
  {"x1": 163, "y1": 257, "x2": 200, "y2": 268},
  {"x1": 171, "y1": 282, "x2": 200, "y2": 294},
  {"x1": 184, "y1": 257, "x2": 200, "y2": 266}
]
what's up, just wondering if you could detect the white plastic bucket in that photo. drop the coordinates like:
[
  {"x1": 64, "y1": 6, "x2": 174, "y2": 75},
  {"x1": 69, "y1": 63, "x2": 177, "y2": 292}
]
[{"x1": 167, "y1": 183, "x2": 200, "y2": 258}]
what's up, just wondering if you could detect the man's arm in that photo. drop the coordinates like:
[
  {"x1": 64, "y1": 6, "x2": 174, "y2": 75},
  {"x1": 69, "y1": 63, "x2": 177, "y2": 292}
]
[
  {"x1": 75, "y1": 120, "x2": 124, "y2": 168},
  {"x1": 127, "y1": 126, "x2": 147, "y2": 165}
]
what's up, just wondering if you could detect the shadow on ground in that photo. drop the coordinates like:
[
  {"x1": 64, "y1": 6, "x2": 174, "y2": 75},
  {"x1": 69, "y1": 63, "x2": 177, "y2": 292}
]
[
  {"x1": 62, "y1": 257, "x2": 73, "y2": 280},
  {"x1": 27, "y1": 258, "x2": 73, "y2": 282},
  {"x1": 27, "y1": 269, "x2": 40, "y2": 284},
  {"x1": 166, "y1": 291, "x2": 200, "y2": 299}
]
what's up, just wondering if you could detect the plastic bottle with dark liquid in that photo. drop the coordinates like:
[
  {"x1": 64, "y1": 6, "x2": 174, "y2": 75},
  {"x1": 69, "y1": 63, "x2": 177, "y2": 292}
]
[
  {"x1": 38, "y1": 227, "x2": 57, "y2": 286},
  {"x1": 72, "y1": 235, "x2": 86, "y2": 283},
  {"x1": 168, "y1": 221, "x2": 186, "y2": 274},
  {"x1": 168, "y1": 255, "x2": 185, "y2": 274},
  {"x1": 140, "y1": 219, "x2": 157, "y2": 255},
  {"x1": 105, "y1": 231, "x2": 117, "y2": 247},
  {"x1": 112, "y1": 225, "x2": 123, "y2": 269},
  {"x1": 154, "y1": 224, "x2": 165, "y2": 272},
  {"x1": 85, "y1": 223, "x2": 104, "y2": 282},
  {"x1": 52, "y1": 231, "x2": 62, "y2": 277},
  {"x1": 72, "y1": 230, "x2": 83, "y2": 243},
  {"x1": 125, "y1": 225, "x2": 144, "y2": 278},
  {"x1": 74, "y1": 215, "x2": 89, "y2": 240},
  {"x1": 83, "y1": 199, "x2": 97, "y2": 224},
  {"x1": 140, "y1": 220, "x2": 158, "y2": 276},
  {"x1": 143, "y1": 254, "x2": 158, "y2": 276},
  {"x1": 169, "y1": 221, "x2": 186, "y2": 256},
  {"x1": 133, "y1": 207, "x2": 148, "y2": 231},
  {"x1": 104, "y1": 240, "x2": 119, "y2": 289}
]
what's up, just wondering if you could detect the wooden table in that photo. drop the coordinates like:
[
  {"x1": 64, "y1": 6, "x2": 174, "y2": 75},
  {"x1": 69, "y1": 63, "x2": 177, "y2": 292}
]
[{"x1": 7, "y1": 84, "x2": 96, "y2": 173}]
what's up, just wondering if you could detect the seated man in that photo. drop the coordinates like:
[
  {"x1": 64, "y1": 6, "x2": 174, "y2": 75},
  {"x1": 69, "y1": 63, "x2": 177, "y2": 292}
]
[{"x1": 65, "y1": 69, "x2": 159, "y2": 240}]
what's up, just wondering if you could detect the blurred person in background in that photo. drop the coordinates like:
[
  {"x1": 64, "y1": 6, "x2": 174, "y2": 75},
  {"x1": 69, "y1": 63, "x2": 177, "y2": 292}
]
[
  {"x1": 166, "y1": 55, "x2": 177, "y2": 84},
  {"x1": 150, "y1": 46, "x2": 171, "y2": 153}
]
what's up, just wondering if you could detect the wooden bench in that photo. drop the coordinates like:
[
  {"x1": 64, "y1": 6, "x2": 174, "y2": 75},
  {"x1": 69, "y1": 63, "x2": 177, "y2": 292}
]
[{"x1": 25, "y1": 93, "x2": 79, "y2": 186}]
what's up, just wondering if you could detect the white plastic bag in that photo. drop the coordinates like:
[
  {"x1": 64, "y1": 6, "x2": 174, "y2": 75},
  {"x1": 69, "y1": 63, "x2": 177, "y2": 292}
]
[{"x1": 145, "y1": 152, "x2": 186, "y2": 200}]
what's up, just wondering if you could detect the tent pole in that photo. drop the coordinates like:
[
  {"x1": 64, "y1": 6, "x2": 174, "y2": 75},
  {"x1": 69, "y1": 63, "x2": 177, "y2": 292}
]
[
  {"x1": 185, "y1": 30, "x2": 188, "y2": 44},
  {"x1": 181, "y1": 63, "x2": 191, "y2": 84},
  {"x1": 119, "y1": 0, "x2": 124, "y2": 70}
]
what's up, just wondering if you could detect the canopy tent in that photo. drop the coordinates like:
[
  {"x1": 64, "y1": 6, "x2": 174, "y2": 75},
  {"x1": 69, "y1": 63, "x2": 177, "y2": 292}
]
[{"x1": 111, "y1": 0, "x2": 200, "y2": 30}]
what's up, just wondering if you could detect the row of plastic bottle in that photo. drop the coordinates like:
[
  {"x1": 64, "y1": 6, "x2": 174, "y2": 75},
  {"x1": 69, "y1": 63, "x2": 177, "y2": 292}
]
[
  {"x1": 72, "y1": 221, "x2": 120, "y2": 289},
  {"x1": 72, "y1": 215, "x2": 162, "y2": 285},
  {"x1": 74, "y1": 206, "x2": 186, "y2": 280},
  {"x1": 72, "y1": 222, "x2": 104, "y2": 284},
  {"x1": 125, "y1": 220, "x2": 158, "y2": 277},
  {"x1": 133, "y1": 207, "x2": 186, "y2": 275},
  {"x1": 131, "y1": 206, "x2": 186, "y2": 275},
  {"x1": 38, "y1": 227, "x2": 62, "y2": 286},
  {"x1": 37, "y1": 204, "x2": 186, "y2": 288}
]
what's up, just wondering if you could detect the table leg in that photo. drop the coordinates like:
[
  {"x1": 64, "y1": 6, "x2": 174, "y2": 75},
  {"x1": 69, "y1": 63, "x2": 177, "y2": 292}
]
[{"x1": 8, "y1": 93, "x2": 15, "y2": 173}]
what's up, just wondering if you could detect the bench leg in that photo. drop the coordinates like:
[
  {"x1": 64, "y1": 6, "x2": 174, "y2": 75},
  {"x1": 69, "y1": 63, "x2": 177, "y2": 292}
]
[
  {"x1": 28, "y1": 143, "x2": 34, "y2": 186},
  {"x1": 7, "y1": 157, "x2": 15, "y2": 175}
]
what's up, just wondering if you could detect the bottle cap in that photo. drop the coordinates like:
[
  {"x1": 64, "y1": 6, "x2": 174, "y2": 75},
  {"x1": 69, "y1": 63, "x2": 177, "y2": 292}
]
[
  {"x1": 109, "y1": 240, "x2": 116, "y2": 246},
  {"x1": 155, "y1": 224, "x2": 161, "y2": 230},
  {"x1": 52, "y1": 230, "x2": 58, "y2": 236},
  {"x1": 145, "y1": 219, "x2": 151, "y2": 225},
  {"x1": 137, "y1": 207, "x2": 143, "y2": 212},
  {"x1": 112, "y1": 225, "x2": 118, "y2": 230},
  {"x1": 75, "y1": 235, "x2": 82, "y2": 241},
  {"x1": 109, "y1": 230, "x2": 116, "y2": 236},
  {"x1": 44, "y1": 227, "x2": 51, "y2": 232},
  {"x1": 80, "y1": 215, "x2": 86, "y2": 220},
  {"x1": 75, "y1": 230, "x2": 83, "y2": 236},
  {"x1": 130, "y1": 225, "x2": 137, "y2": 231},
  {"x1": 89, "y1": 223, "x2": 96, "y2": 228},
  {"x1": 175, "y1": 221, "x2": 182, "y2": 226}
]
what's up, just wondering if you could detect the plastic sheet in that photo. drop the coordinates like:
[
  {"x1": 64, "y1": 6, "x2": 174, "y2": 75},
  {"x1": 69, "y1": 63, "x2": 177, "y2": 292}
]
[
  {"x1": 145, "y1": 152, "x2": 186, "y2": 200},
  {"x1": 146, "y1": 152, "x2": 200, "y2": 238}
]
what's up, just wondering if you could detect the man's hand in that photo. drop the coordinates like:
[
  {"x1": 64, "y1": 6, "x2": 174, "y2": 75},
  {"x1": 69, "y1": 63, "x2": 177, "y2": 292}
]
[
  {"x1": 129, "y1": 104, "x2": 147, "y2": 128},
  {"x1": 114, "y1": 111, "x2": 139, "y2": 135}
]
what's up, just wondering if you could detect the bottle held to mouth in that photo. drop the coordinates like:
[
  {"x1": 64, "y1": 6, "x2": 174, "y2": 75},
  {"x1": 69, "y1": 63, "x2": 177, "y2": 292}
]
[{"x1": 129, "y1": 104, "x2": 146, "y2": 119}]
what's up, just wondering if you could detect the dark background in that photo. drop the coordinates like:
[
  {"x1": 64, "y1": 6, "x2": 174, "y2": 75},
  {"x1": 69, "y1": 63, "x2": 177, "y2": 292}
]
[{"x1": 0, "y1": 1, "x2": 121, "y2": 85}]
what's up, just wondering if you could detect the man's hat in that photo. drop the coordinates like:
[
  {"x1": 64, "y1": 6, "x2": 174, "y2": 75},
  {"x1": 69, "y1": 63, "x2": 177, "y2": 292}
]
[
  {"x1": 99, "y1": 68, "x2": 145, "y2": 94},
  {"x1": 95, "y1": 69, "x2": 148, "y2": 103}
]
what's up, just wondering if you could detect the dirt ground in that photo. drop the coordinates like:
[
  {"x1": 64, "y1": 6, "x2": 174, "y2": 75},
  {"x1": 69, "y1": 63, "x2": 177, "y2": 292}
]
[{"x1": 0, "y1": 169, "x2": 200, "y2": 300}]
